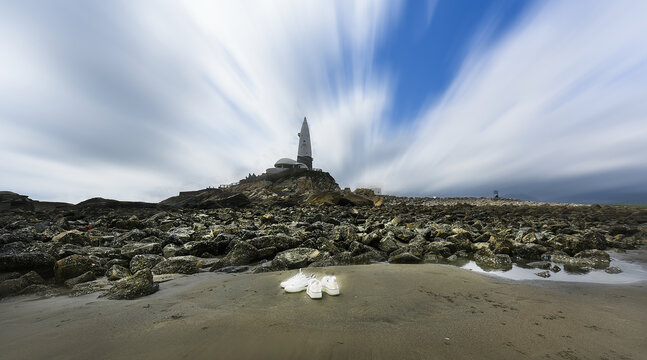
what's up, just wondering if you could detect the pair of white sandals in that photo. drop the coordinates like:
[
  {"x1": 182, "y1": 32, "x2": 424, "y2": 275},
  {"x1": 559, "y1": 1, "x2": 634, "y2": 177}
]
[{"x1": 280, "y1": 269, "x2": 340, "y2": 299}]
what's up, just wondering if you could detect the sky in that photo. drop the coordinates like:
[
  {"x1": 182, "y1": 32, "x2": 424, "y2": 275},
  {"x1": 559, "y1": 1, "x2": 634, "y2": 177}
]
[{"x1": 1, "y1": 0, "x2": 646, "y2": 204}]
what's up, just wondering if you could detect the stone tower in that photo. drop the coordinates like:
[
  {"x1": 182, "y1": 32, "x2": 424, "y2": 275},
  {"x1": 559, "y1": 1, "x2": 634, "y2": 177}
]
[{"x1": 297, "y1": 117, "x2": 313, "y2": 169}]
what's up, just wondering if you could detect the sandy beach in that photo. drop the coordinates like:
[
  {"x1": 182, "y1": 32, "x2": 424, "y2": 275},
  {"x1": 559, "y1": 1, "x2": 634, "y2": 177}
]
[{"x1": 1, "y1": 263, "x2": 645, "y2": 360}]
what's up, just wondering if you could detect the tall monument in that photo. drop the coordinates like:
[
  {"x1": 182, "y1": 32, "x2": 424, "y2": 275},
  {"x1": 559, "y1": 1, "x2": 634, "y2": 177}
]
[{"x1": 297, "y1": 117, "x2": 313, "y2": 169}]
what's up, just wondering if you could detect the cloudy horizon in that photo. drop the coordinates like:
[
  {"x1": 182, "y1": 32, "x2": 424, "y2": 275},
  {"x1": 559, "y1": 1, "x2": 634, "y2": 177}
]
[{"x1": 1, "y1": 0, "x2": 646, "y2": 204}]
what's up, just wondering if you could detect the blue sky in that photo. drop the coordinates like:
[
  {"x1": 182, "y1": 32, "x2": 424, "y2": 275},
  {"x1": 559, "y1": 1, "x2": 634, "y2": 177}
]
[
  {"x1": 1, "y1": 0, "x2": 646, "y2": 204},
  {"x1": 377, "y1": 0, "x2": 530, "y2": 124}
]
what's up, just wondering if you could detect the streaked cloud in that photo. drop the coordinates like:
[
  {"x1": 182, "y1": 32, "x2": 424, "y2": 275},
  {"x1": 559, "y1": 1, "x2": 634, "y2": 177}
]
[
  {"x1": 0, "y1": 0, "x2": 645, "y2": 203},
  {"x1": 357, "y1": 0, "x2": 647, "y2": 202}
]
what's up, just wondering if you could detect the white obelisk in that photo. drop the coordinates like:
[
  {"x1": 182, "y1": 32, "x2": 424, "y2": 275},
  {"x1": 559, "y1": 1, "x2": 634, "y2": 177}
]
[{"x1": 297, "y1": 117, "x2": 313, "y2": 169}]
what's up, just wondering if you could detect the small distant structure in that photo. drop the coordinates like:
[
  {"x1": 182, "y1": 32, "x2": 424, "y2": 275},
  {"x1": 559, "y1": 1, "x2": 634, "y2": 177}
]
[
  {"x1": 493, "y1": 190, "x2": 499, "y2": 199},
  {"x1": 266, "y1": 117, "x2": 313, "y2": 175}
]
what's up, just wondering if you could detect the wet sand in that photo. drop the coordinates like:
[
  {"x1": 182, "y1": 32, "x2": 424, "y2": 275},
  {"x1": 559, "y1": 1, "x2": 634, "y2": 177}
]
[{"x1": 1, "y1": 264, "x2": 646, "y2": 360}]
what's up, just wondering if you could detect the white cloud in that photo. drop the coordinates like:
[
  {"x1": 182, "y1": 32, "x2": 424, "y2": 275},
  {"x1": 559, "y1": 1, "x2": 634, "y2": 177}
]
[
  {"x1": 0, "y1": 0, "x2": 398, "y2": 202},
  {"x1": 1, "y1": 0, "x2": 645, "y2": 204},
  {"x1": 358, "y1": 0, "x2": 647, "y2": 199}
]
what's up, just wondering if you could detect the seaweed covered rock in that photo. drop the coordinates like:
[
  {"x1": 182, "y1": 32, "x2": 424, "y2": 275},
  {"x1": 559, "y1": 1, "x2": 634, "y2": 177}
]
[
  {"x1": 105, "y1": 269, "x2": 158, "y2": 300},
  {"x1": 0, "y1": 271, "x2": 45, "y2": 298},
  {"x1": 129, "y1": 254, "x2": 165, "y2": 273},
  {"x1": 54, "y1": 255, "x2": 102, "y2": 284},
  {"x1": 271, "y1": 248, "x2": 326, "y2": 270},
  {"x1": 474, "y1": 249, "x2": 512, "y2": 270},
  {"x1": 151, "y1": 256, "x2": 200, "y2": 275}
]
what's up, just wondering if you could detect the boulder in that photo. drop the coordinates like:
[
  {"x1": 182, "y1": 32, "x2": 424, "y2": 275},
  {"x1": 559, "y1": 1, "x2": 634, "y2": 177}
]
[
  {"x1": 106, "y1": 265, "x2": 131, "y2": 281},
  {"x1": 605, "y1": 266, "x2": 622, "y2": 274},
  {"x1": 58, "y1": 244, "x2": 120, "y2": 258},
  {"x1": 105, "y1": 269, "x2": 158, "y2": 300},
  {"x1": 349, "y1": 241, "x2": 373, "y2": 256},
  {"x1": 425, "y1": 241, "x2": 454, "y2": 258},
  {"x1": 54, "y1": 255, "x2": 102, "y2": 284},
  {"x1": 0, "y1": 252, "x2": 56, "y2": 277},
  {"x1": 474, "y1": 249, "x2": 512, "y2": 270},
  {"x1": 574, "y1": 249, "x2": 610, "y2": 266},
  {"x1": 351, "y1": 250, "x2": 386, "y2": 265},
  {"x1": 182, "y1": 240, "x2": 222, "y2": 256},
  {"x1": 388, "y1": 252, "x2": 422, "y2": 264},
  {"x1": 271, "y1": 248, "x2": 326, "y2": 270},
  {"x1": 151, "y1": 256, "x2": 200, "y2": 275},
  {"x1": 562, "y1": 231, "x2": 607, "y2": 255},
  {"x1": 129, "y1": 254, "x2": 165, "y2": 273},
  {"x1": 511, "y1": 243, "x2": 547, "y2": 260},
  {"x1": 0, "y1": 271, "x2": 45, "y2": 298},
  {"x1": 64, "y1": 271, "x2": 96, "y2": 288},
  {"x1": 330, "y1": 225, "x2": 360, "y2": 244},
  {"x1": 52, "y1": 230, "x2": 89, "y2": 246},
  {"x1": 307, "y1": 191, "x2": 373, "y2": 206},
  {"x1": 120, "y1": 242, "x2": 162, "y2": 258},
  {"x1": 248, "y1": 234, "x2": 302, "y2": 251},
  {"x1": 535, "y1": 271, "x2": 551, "y2": 278},
  {"x1": 70, "y1": 279, "x2": 111, "y2": 297},
  {"x1": 377, "y1": 234, "x2": 399, "y2": 253},
  {"x1": 162, "y1": 244, "x2": 183, "y2": 258},
  {"x1": 226, "y1": 241, "x2": 260, "y2": 266},
  {"x1": 526, "y1": 261, "x2": 551, "y2": 270}
]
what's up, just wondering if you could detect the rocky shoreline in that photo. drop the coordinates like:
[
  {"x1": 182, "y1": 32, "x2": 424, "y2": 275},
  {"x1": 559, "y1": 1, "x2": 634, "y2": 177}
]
[{"x1": 1, "y1": 172, "x2": 646, "y2": 300}]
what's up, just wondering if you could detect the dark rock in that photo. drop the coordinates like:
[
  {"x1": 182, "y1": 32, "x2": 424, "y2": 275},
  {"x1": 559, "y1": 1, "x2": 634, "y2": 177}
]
[
  {"x1": 54, "y1": 255, "x2": 102, "y2": 284},
  {"x1": 426, "y1": 241, "x2": 454, "y2": 258},
  {"x1": 574, "y1": 249, "x2": 610, "y2": 266},
  {"x1": 248, "y1": 234, "x2": 302, "y2": 251},
  {"x1": 377, "y1": 234, "x2": 399, "y2": 253},
  {"x1": 0, "y1": 271, "x2": 21, "y2": 281},
  {"x1": 105, "y1": 269, "x2": 158, "y2": 300},
  {"x1": 474, "y1": 249, "x2": 512, "y2": 270},
  {"x1": 70, "y1": 279, "x2": 111, "y2": 297},
  {"x1": 52, "y1": 230, "x2": 90, "y2": 246},
  {"x1": 307, "y1": 191, "x2": 373, "y2": 207},
  {"x1": 272, "y1": 248, "x2": 326, "y2": 269},
  {"x1": 120, "y1": 242, "x2": 162, "y2": 258},
  {"x1": 161, "y1": 189, "x2": 250, "y2": 209},
  {"x1": 512, "y1": 243, "x2": 547, "y2": 260},
  {"x1": 106, "y1": 265, "x2": 131, "y2": 281},
  {"x1": 423, "y1": 253, "x2": 441, "y2": 263},
  {"x1": 0, "y1": 271, "x2": 45, "y2": 298},
  {"x1": 151, "y1": 256, "x2": 199, "y2": 275},
  {"x1": 64, "y1": 271, "x2": 96, "y2": 288},
  {"x1": 605, "y1": 266, "x2": 622, "y2": 274},
  {"x1": 349, "y1": 241, "x2": 373, "y2": 256},
  {"x1": 130, "y1": 254, "x2": 165, "y2": 273},
  {"x1": 351, "y1": 250, "x2": 386, "y2": 264},
  {"x1": 182, "y1": 240, "x2": 221, "y2": 256},
  {"x1": 535, "y1": 271, "x2": 551, "y2": 278},
  {"x1": 226, "y1": 241, "x2": 260, "y2": 266},
  {"x1": 257, "y1": 246, "x2": 278, "y2": 259},
  {"x1": 162, "y1": 244, "x2": 183, "y2": 258},
  {"x1": 0, "y1": 191, "x2": 35, "y2": 211},
  {"x1": 526, "y1": 261, "x2": 551, "y2": 270},
  {"x1": 0, "y1": 252, "x2": 56, "y2": 277}
]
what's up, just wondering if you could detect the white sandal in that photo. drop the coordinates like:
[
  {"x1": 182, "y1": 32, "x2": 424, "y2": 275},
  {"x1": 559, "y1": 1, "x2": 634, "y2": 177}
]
[
  {"x1": 306, "y1": 278, "x2": 322, "y2": 299},
  {"x1": 321, "y1": 275, "x2": 340, "y2": 296}
]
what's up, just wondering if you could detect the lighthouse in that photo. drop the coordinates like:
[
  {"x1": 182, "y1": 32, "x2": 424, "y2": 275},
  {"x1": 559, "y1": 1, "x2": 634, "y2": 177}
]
[{"x1": 296, "y1": 117, "x2": 313, "y2": 169}]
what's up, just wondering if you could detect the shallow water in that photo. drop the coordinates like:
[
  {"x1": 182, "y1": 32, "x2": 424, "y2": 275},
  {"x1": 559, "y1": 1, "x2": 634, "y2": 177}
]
[{"x1": 461, "y1": 250, "x2": 647, "y2": 284}]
